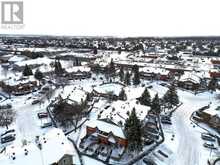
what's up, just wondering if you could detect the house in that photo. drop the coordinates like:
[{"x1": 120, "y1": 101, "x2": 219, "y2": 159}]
[
  {"x1": 84, "y1": 119, "x2": 127, "y2": 147},
  {"x1": 64, "y1": 66, "x2": 91, "y2": 80},
  {"x1": 52, "y1": 154, "x2": 73, "y2": 165},
  {"x1": 211, "y1": 59, "x2": 220, "y2": 69},
  {"x1": 193, "y1": 106, "x2": 220, "y2": 133},
  {"x1": 203, "y1": 108, "x2": 220, "y2": 132},
  {"x1": 209, "y1": 69, "x2": 220, "y2": 79},
  {"x1": 177, "y1": 72, "x2": 203, "y2": 90},
  {"x1": 0, "y1": 128, "x2": 75, "y2": 165},
  {"x1": 209, "y1": 115, "x2": 220, "y2": 130},
  {"x1": 8, "y1": 55, "x2": 27, "y2": 64},
  {"x1": 139, "y1": 67, "x2": 170, "y2": 81},
  {"x1": 0, "y1": 76, "x2": 39, "y2": 95},
  {"x1": 0, "y1": 54, "x2": 13, "y2": 63},
  {"x1": 12, "y1": 57, "x2": 53, "y2": 71},
  {"x1": 97, "y1": 99, "x2": 150, "y2": 126}
]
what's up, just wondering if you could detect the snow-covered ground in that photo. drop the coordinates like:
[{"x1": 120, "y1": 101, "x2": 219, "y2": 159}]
[
  {"x1": 1, "y1": 49, "x2": 220, "y2": 165},
  {"x1": 156, "y1": 87, "x2": 219, "y2": 165},
  {"x1": 82, "y1": 155, "x2": 105, "y2": 165},
  {"x1": 171, "y1": 91, "x2": 216, "y2": 165}
]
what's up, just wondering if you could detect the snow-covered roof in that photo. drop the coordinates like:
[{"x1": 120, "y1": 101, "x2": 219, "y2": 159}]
[
  {"x1": 195, "y1": 71, "x2": 211, "y2": 79},
  {"x1": 14, "y1": 57, "x2": 52, "y2": 67},
  {"x1": 15, "y1": 47, "x2": 67, "y2": 53},
  {"x1": 38, "y1": 128, "x2": 74, "y2": 164},
  {"x1": 85, "y1": 120, "x2": 125, "y2": 139},
  {"x1": 4, "y1": 75, "x2": 37, "y2": 86},
  {"x1": 8, "y1": 55, "x2": 26, "y2": 63},
  {"x1": 203, "y1": 106, "x2": 220, "y2": 118},
  {"x1": 94, "y1": 83, "x2": 123, "y2": 96},
  {"x1": 0, "y1": 128, "x2": 75, "y2": 165},
  {"x1": 99, "y1": 100, "x2": 150, "y2": 125},
  {"x1": 58, "y1": 86, "x2": 87, "y2": 104},
  {"x1": 66, "y1": 66, "x2": 91, "y2": 73},
  {"x1": 139, "y1": 67, "x2": 169, "y2": 75},
  {"x1": 179, "y1": 72, "x2": 201, "y2": 84}
]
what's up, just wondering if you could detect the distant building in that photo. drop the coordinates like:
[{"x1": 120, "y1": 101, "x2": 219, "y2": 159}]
[
  {"x1": 139, "y1": 67, "x2": 170, "y2": 81},
  {"x1": 211, "y1": 59, "x2": 220, "y2": 69},
  {"x1": 64, "y1": 66, "x2": 91, "y2": 80},
  {"x1": 209, "y1": 70, "x2": 220, "y2": 79}
]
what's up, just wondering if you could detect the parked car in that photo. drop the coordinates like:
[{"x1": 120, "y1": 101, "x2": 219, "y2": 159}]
[
  {"x1": 32, "y1": 99, "x2": 40, "y2": 105},
  {"x1": 201, "y1": 133, "x2": 216, "y2": 142},
  {"x1": 203, "y1": 142, "x2": 217, "y2": 150},
  {"x1": 1, "y1": 135, "x2": 15, "y2": 144},
  {"x1": 147, "y1": 85, "x2": 153, "y2": 89},
  {"x1": 144, "y1": 138, "x2": 154, "y2": 145},
  {"x1": 158, "y1": 150, "x2": 168, "y2": 158},
  {"x1": 1, "y1": 129, "x2": 15, "y2": 137},
  {"x1": 41, "y1": 122, "x2": 52, "y2": 128},
  {"x1": 161, "y1": 115, "x2": 171, "y2": 121},
  {"x1": 39, "y1": 90, "x2": 46, "y2": 94},
  {"x1": 143, "y1": 158, "x2": 157, "y2": 165},
  {"x1": 160, "y1": 83, "x2": 167, "y2": 87},
  {"x1": 161, "y1": 117, "x2": 172, "y2": 125},
  {"x1": 37, "y1": 112, "x2": 48, "y2": 119}
]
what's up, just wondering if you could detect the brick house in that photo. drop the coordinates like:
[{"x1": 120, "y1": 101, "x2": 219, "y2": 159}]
[{"x1": 85, "y1": 119, "x2": 128, "y2": 147}]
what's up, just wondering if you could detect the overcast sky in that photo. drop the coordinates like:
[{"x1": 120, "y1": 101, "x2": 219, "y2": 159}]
[{"x1": 1, "y1": 0, "x2": 220, "y2": 37}]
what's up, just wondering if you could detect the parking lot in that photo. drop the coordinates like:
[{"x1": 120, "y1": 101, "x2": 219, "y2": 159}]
[{"x1": 0, "y1": 92, "x2": 52, "y2": 149}]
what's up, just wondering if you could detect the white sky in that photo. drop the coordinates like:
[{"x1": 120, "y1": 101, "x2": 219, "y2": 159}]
[{"x1": 1, "y1": 0, "x2": 220, "y2": 37}]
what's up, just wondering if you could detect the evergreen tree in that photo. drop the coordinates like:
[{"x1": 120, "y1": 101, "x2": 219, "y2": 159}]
[
  {"x1": 34, "y1": 69, "x2": 44, "y2": 80},
  {"x1": 139, "y1": 87, "x2": 151, "y2": 106},
  {"x1": 118, "y1": 47, "x2": 122, "y2": 54},
  {"x1": 54, "y1": 59, "x2": 63, "y2": 75},
  {"x1": 23, "y1": 64, "x2": 33, "y2": 76},
  {"x1": 124, "y1": 71, "x2": 131, "y2": 85},
  {"x1": 118, "y1": 88, "x2": 126, "y2": 101},
  {"x1": 150, "y1": 94, "x2": 161, "y2": 114},
  {"x1": 208, "y1": 77, "x2": 217, "y2": 91},
  {"x1": 93, "y1": 47, "x2": 98, "y2": 54},
  {"x1": 124, "y1": 108, "x2": 143, "y2": 152},
  {"x1": 133, "y1": 65, "x2": 140, "y2": 85},
  {"x1": 109, "y1": 58, "x2": 115, "y2": 73},
  {"x1": 163, "y1": 85, "x2": 179, "y2": 109},
  {"x1": 119, "y1": 66, "x2": 124, "y2": 82}
]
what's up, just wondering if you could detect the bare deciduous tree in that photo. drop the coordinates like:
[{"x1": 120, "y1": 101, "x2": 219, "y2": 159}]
[{"x1": 0, "y1": 109, "x2": 16, "y2": 129}]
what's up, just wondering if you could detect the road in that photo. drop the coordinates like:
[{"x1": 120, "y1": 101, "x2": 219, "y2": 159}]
[{"x1": 172, "y1": 91, "x2": 213, "y2": 165}]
